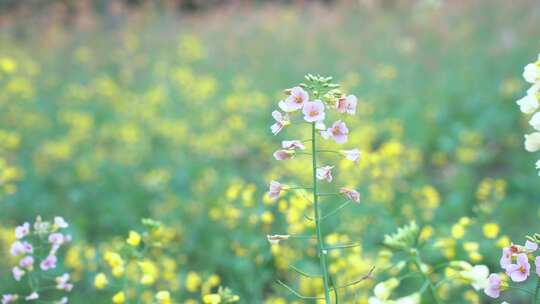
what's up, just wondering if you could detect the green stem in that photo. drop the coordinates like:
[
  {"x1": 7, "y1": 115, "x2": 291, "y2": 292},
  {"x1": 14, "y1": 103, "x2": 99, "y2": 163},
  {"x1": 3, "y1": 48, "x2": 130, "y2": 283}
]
[
  {"x1": 312, "y1": 122, "x2": 332, "y2": 303},
  {"x1": 414, "y1": 255, "x2": 442, "y2": 304},
  {"x1": 534, "y1": 276, "x2": 540, "y2": 303}
]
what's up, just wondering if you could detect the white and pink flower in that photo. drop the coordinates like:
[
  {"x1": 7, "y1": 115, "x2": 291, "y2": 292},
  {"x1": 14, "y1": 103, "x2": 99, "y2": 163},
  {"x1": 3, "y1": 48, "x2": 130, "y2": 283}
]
[
  {"x1": 483, "y1": 273, "x2": 501, "y2": 298},
  {"x1": 25, "y1": 293, "x2": 38, "y2": 301},
  {"x1": 268, "y1": 181, "x2": 284, "y2": 201},
  {"x1": 15, "y1": 222, "x2": 30, "y2": 239},
  {"x1": 40, "y1": 255, "x2": 57, "y2": 271},
  {"x1": 270, "y1": 110, "x2": 290, "y2": 135},
  {"x1": 341, "y1": 149, "x2": 361, "y2": 163},
  {"x1": 321, "y1": 120, "x2": 348, "y2": 144},
  {"x1": 302, "y1": 100, "x2": 325, "y2": 123},
  {"x1": 56, "y1": 273, "x2": 74, "y2": 292},
  {"x1": 316, "y1": 166, "x2": 334, "y2": 182},
  {"x1": 340, "y1": 188, "x2": 360, "y2": 203},
  {"x1": 273, "y1": 150, "x2": 295, "y2": 160},
  {"x1": 505, "y1": 253, "x2": 530, "y2": 282},
  {"x1": 54, "y1": 217, "x2": 69, "y2": 229},
  {"x1": 337, "y1": 95, "x2": 357, "y2": 115},
  {"x1": 12, "y1": 267, "x2": 24, "y2": 281},
  {"x1": 1, "y1": 294, "x2": 18, "y2": 304},
  {"x1": 280, "y1": 87, "x2": 309, "y2": 112},
  {"x1": 282, "y1": 140, "x2": 305, "y2": 150},
  {"x1": 19, "y1": 256, "x2": 34, "y2": 270}
]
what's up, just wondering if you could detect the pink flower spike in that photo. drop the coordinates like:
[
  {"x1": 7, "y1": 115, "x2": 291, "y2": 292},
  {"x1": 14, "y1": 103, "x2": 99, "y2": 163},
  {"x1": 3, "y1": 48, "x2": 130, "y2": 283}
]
[
  {"x1": 322, "y1": 120, "x2": 349, "y2": 144},
  {"x1": 15, "y1": 222, "x2": 30, "y2": 239},
  {"x1": 340, "y1": 188, "x2": 360, "y2": 203},
  {"x1": 483, "y1": 273, "x2": 501, "y2": 298},
  {"x1": 273, "y1": 150, "x2": 295, "y2": 161},
  {"x1": 54, "y1": 217, "x2": 69, "y2": 229},
  {"x1": 302, "y1": 100, "x2": 326, "y2": 123},
  {"x1": 337, "y1": 95, "x2": 357, "y2": 115},
  {"x1": 282, "y1": 86, "x2": 309, "y2": 112},
  {"x1": 341, "y1": 149, "x2": 361, "y2": 163},
  {"x1": 40, "y1": 255, "x2": 57, "y2": 271},
  {"x1": 316, "y1": 166, "x2": 334, "y2": 182},
  {"x1": 268, "y1": 181, "x2": 284, "y2": 201},
  {"x1": 506, "y1": 253, "x2": 530, "y2": 282},
  {"x1": 271, "y1": 110, "x2": 290, "y2": 135},
  {"x1": 526, "y1": 240, "x2": 538, "y2": 252},
  {"x1": 282, "y1": 140, "x2": 305, "y2": 150},
  {"x1": 25, "y1": 292, "x2": 38, "y2": 301},
  {"x1": 12, "y1": 267, "x2": 24, "y2": 281}
]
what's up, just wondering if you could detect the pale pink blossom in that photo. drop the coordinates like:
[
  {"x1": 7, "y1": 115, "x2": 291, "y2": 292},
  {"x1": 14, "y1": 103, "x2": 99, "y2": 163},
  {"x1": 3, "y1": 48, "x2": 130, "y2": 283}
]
[
  {"x1": 302, "y1": 100, "x2": 325, "y2": 123},
  {"x1": 280, "y1": 87, "x2": 309, "y2": 112},
  {"x1": 536, "y1": 256, "x2": 540, "y2": 277},
  {"x1": 273, "y1": 150, "x2": 295, "y2": 161},
  {"x1": 10, "y1": 241, "x2": 33, "y2": 257},
  {"x1": 33, "y1": 216, "x2": 50, "y2": 235},
  {"x1": 25, "y1": 293, "x2": 39, "y2": 301},
  {"x1": 500, "y1": 247, "x2": 512, "y2": 269},
  {"x1": 270, "y1": 111, "x2": 290, "y2": 135},
  {"x1": 526, "y1": 240, "x2": 538, "y2": 251},
  {"x1": 483, "y1": 273, "x2": 501, "y2": 298},
  {"x1": 341, "y1": 149, "x2": 361, "y2": 163},
  {"x1": 56, "y1": 273, "x2": 74, "y2": 292},
  {"x1": 12, "y1": 267, "x2": 24, "y2": 281},
  {"x1": 15, "y1": 222, "x2": 30, "y2": 239},
  {"x1": 1, "y1": 294, "x2": 18, "y2": 304},
  {"x1": 282, "y1": 140, "x2": 305, "y2": 150},
  {"x1": 58, "y1": 297, "x2": 68, "y2": 304},
  {"x1": 506, "y1": 253, "x2": 530, "y2": 282},
  {"x1": 321, "y1": 120, "x2": 349, "y2": 144},
  {"x1": 40, "y1": 255, "x2": 57, "y2": 271},
  {"x1": 49, "y1": 233, "x2": 65, "y2": 246},
  {"x1": 19, "y1": 256, "x2": 34, "y2": 270},
  {"x1": 54, "y1": 217, "x2": 69, "y2": 229},
  {"x1": 266, "y1": 234, "x2": 290, "y2": 245},
  {"x1": 340, "y1": 188, "x2": 361, "y2": 203},
  {"x1": 316, "y1": 166, "x2": 334, "y2": 182},
  {"x1": 268, "y1": 181, "x2": 284, "y2": 200},
  {"x1": 337, "y1": 95, "x2": 357, "y2": 115}
]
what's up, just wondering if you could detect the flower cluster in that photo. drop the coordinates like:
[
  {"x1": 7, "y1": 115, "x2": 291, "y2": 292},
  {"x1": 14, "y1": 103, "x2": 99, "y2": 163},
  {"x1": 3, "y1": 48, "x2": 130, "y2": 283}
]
[
  {"x1": 482, "y1": 237, "x2": 540, "y2": 301},
  {"x1": 266, "y1": 74, "x2": 369, "y2": 302},
  {"x1": 2, "y1": 216, "x2": 74, "y2": 304},
  {"x1": 517, "y1": 53, "x2": 540, "y2": 173}
]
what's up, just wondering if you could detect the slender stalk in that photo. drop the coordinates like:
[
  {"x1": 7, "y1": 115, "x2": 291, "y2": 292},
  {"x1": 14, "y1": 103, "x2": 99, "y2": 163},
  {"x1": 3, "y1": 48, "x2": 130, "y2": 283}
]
[
  {"x1": 534, "y1": 276, "x2": 540, "y2": 303},
  {"x1": 312, "y1": 122, "x2": 332, "y2": 303},
  {"x1": 414, "y1": 255, "x2": 442, "y2": 304}
]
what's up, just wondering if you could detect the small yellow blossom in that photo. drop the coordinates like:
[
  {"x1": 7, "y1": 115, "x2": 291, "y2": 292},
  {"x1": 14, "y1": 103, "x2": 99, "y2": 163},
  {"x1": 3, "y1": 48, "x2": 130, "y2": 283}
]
[
  {"x1": 482, "y1": 223, "x2": 500, "y2": 239},
  {"x1": 112, "y1": 291, "x2": 126, "y2": 303},
  {"x1": 203, "y1": 294, "x2": 221, "y2": 304},
  {"x1": 94, "y1": 273, "x2": 108, "y2": 289},
  {"x1": 126, "y1": 230, "x2": 141, "y2": 246}
]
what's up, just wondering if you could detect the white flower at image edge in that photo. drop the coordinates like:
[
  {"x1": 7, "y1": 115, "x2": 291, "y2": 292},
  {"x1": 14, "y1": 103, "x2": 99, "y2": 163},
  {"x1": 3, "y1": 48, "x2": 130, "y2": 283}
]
[
  {"x1": 525, "y1": 132, "x2": 540, "y2": 152},
  {"x1": 516, "y1": 94, "x2": 539, "y2": 114}
]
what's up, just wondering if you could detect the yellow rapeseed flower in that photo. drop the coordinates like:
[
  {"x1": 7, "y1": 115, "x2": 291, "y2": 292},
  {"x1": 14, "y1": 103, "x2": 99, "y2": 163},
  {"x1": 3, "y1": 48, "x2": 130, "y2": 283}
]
[
  {"x1": 126, "y1": 230, "x2": 141, "y2": 246},
  {"x1": 155, "y1": 291, "x2": 172, "y2": 304},
  {"x1": 185, "y1": 271, "x2": 202, "y2": 292},
  {"x1": 203, "y1": 294, "x2": 221, "y2": 304},
  {"x1": 94, "y1": 273, "x2": 108, "y2": 289},
  {"x1": 112, "y1": 291, "x2": 126, "y2": 303},
  {"x1": 482, "y1": 223, "x2": 500, "y2": 239}
]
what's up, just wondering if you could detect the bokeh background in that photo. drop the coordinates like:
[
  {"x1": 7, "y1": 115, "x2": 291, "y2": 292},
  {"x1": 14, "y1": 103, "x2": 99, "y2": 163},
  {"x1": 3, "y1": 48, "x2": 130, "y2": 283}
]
[{"x1": 0, "y1": 0, "x2": 539, "y2": 303}]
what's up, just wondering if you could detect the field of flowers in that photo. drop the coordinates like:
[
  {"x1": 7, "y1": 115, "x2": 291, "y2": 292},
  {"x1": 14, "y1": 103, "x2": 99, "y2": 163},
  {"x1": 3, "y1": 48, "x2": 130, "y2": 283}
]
[{"x1": 1, "y1": 0, "x2": 540, "y2": 303}]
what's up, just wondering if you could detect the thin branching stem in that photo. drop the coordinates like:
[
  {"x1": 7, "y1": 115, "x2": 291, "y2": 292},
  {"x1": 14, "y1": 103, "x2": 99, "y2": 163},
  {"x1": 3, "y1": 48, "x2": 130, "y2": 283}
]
[
  {"x1": 311, "y1": 122, "x2": 332, "y2": 303},
  {"x1": 276, "y1": 280, "x2": 325, "y2": 300},
  {"x1": 289, "y1": 264, "x2": 322, "y2": 277},
  {"x1": 324, "y1": 242, "x2": 363, "y2": 251}
]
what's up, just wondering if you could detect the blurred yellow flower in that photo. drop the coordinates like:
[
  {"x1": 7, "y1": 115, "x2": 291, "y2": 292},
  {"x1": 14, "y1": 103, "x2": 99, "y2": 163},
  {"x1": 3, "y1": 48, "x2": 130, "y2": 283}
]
[
  {"x1": 112, "y1": 291, "x2": 126, "y2": 303},
  {"x1": 94, "y1": 273, "x2": 108, "y2": 289},
  {"x1": 126, "y1": 230, "x2": 141, "y2": 247},
  {"x1": 186, "y1": 271, "x2": 202, "y2": 292},
  {"x1": 155, "y1": 291, "x2": 172, "y2": 304},
  {"x1": 482, "y1": 223, "x2": 500, "y2": 239},
  {"x1": 203, "y1": 294, "x2": 221, "y2": 304}
]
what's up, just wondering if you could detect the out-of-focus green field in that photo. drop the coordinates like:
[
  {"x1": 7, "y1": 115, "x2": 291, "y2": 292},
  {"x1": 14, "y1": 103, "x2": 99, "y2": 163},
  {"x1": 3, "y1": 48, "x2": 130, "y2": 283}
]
[{"x1": 0, "y1": 0, "x2": 539, "y2": 303}]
